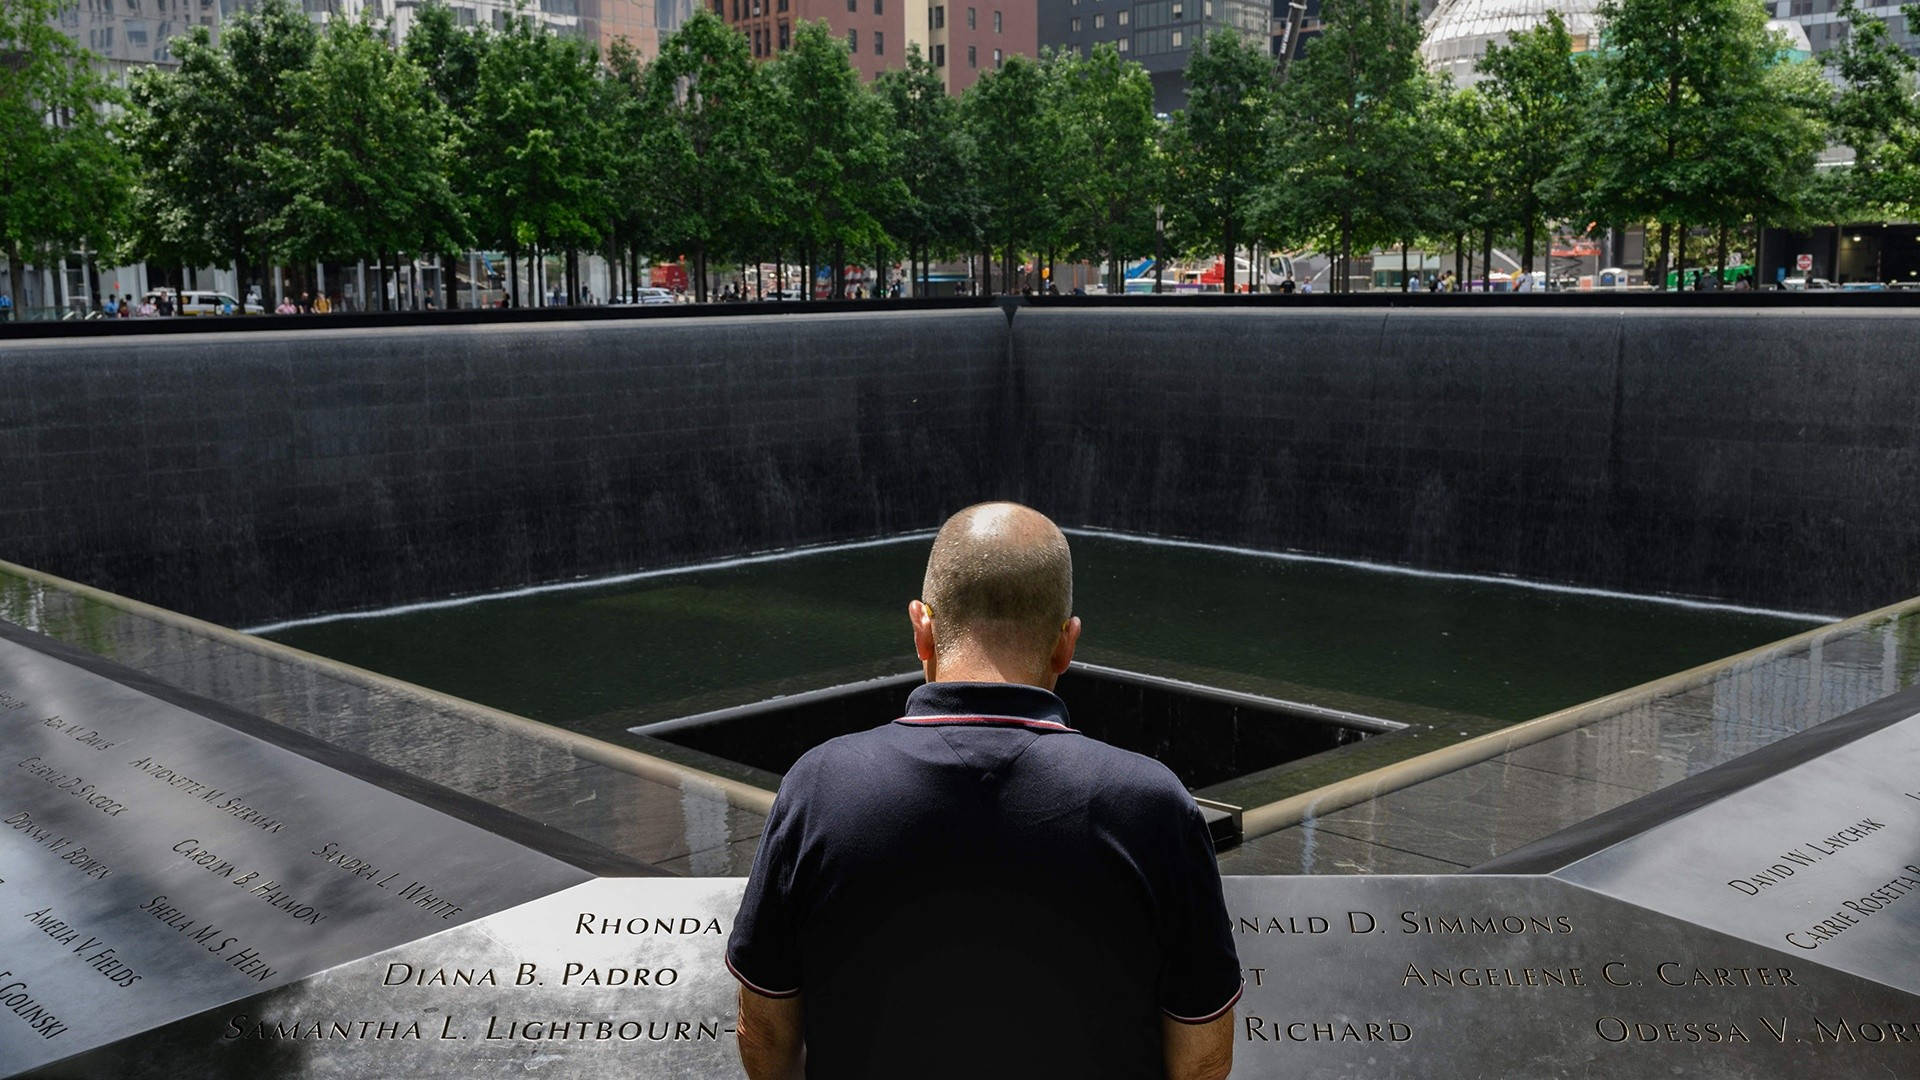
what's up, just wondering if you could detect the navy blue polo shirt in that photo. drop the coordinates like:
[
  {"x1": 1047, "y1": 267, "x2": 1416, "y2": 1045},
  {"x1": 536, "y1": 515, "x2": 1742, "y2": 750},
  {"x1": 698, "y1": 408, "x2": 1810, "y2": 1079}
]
[{"x1": 728, "y1": 680, "x2": 1243, "y2": 1079}]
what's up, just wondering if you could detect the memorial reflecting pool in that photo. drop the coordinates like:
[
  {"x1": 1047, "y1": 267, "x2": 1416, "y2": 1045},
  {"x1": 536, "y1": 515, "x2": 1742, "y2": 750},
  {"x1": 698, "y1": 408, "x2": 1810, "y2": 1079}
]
[{"x1": 264, "y1": 534, "x2": 1826, "y2": 771}]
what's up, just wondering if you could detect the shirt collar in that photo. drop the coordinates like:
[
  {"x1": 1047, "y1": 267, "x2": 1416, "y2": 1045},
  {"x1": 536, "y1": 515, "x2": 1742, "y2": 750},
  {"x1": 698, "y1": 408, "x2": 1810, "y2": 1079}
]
[{"x1": 897, "y1": 681, "x2": 1075, "y2": 732}]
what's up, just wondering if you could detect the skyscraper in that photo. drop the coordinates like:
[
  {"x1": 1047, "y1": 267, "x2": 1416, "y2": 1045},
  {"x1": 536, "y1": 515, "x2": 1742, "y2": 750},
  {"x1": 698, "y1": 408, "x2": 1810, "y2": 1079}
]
[{"x1": 1037, "y1": 0, "x2": 1269, "y2": 113}]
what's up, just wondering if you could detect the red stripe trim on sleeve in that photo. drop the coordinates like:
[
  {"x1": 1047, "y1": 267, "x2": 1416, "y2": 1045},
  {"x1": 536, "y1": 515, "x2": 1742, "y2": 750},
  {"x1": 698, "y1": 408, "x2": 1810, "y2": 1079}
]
[
  {"x1": 726, "y1": 955, "x2": 801, "y2": 999},
  {"x1": 1162, "y1": 980, "x2": 1244, "y2": 1025}
]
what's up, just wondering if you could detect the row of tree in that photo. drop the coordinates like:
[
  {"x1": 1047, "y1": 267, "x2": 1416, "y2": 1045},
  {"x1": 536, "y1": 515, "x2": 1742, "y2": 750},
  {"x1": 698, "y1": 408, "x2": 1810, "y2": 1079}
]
[{"x1": 5, "y1": 0, "x2": 1920, "y2": 301}]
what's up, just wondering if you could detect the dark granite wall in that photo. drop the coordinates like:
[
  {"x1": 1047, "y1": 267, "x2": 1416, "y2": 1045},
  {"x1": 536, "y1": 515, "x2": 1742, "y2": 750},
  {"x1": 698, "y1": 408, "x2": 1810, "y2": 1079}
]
[
  {"x1": 3, "y1": 304, "x2": 1916, "y2": 627},
  {"x1": 1013, "y1": 307, "x2": 1920, "y2": 616},
  {"x1": 0, "y1": 310, "x2": 1013, "y2": 626}
]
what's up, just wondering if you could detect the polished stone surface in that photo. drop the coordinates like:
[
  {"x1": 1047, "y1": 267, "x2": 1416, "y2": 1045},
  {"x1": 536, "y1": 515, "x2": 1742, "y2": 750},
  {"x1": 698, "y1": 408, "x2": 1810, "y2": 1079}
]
[
  {"x1": 8, "y1": 307, "x2": 1918, "y2": 628},
  {"x1": 30, "y1": 875, "x2": 1920, "y2": 1078},
  {"x1": 8, "y1": 561, "x2": 1920, "y2": 883},
  {"x1": 0, "y1": 571, "x2": 763, "y2": 873},
  {"x1": 1016, "y1": 306, "x2": 1920, "y2": 615},
  {"x1": 1221, "y1": 600, "x2": 1920, "y2": 875},
  {"x1": 0, "y1": 625, "x2": 599, "y2": 1077}
]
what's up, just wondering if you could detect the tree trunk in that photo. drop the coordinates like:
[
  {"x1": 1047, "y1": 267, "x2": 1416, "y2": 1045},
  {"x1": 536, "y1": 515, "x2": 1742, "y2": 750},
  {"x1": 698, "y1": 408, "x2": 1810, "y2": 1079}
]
[
  {"x1": 3, "y1": 238, "x2": 21, "y2": 317},
  {"x1": 1717, "y1": 223, "x2": 1729, "y2": 281},
  {"x1": 1676, "y1": 225, "x2": 1688, "y2": 288},
  {"x1": 1522, "y1": 214, "x2": 1536, "y2": 275},
  {"x1": 508, "y1": 240, "x2": 519, "y2": 308},
  {"x1": 981, "y1": 247, "x2": 992, "y2": 295},
  {"x1": 1401, "y1": 241, "x2": 1409, "y2": 293},
  {"x1": 1223, "y1": 215, "x2": 1237, "y2": 294},
  {"x1": 1454, "y1": 232, "x2": 1464, "y2": 289},
  {"x1": 1481, "y1": 227, "x2": 1493, "y2": 292},
  {"x1": 833, "y1": 239, "x2": 846, "y2": 298},
  {"x1": 1654, "y1": 222, "x2": 1671, "y2": 291}
]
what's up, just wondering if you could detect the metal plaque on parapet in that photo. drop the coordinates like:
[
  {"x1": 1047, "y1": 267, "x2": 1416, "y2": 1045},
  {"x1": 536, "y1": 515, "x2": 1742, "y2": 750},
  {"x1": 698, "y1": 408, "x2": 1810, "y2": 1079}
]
[
  {"x1": 33, "y1": 872, "x2": 1920, "y2": 1078},
  {"x1": 0, "y1": 622, "x2": 645, "y2": 1076},
  {"x1": 1548, "y1": 699, "x2": 1920, "y2": 995}
]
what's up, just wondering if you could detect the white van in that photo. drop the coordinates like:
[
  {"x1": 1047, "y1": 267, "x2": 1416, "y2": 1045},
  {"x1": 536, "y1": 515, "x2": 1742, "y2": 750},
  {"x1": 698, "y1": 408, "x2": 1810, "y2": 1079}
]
[{"x1": 177, "y1": 290, "x2": 265, "y2": 316}]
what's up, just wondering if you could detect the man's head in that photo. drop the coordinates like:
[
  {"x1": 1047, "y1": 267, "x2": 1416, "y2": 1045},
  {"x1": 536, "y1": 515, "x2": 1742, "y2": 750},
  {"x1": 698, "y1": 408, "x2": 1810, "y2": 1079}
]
[{"x1": 909, "y1": 502, "x2": 1080, "y2": 689}]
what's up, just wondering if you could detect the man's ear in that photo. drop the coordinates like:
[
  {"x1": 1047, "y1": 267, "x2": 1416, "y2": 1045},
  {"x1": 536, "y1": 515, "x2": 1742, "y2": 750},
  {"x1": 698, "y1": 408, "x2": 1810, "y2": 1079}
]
[
  {"x1": 1049, "y1": 616, "x2": 1081, "y2": 676},
  {"x1": 908, "y1": 600, "x2": 936, "y2": 664}
]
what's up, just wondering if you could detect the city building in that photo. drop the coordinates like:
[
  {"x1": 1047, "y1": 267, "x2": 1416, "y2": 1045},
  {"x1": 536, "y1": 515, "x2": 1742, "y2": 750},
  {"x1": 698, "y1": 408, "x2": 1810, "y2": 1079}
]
[
  {"x1": 1419, "y1": 0, "x2": 1601, "y2": 86},
  {"x1": 713, "y1": 0, "x2": 1035, "y2": 90},
  {"x1": 920, "y1": 0, "x2": 1040, "y2": 92},
  {"x1": 1773, "y1": 0, "x2": 1917, "y2": 58},
  {"x1": 1037, "y1": 0, "x2": 1268, "y2": 112}
]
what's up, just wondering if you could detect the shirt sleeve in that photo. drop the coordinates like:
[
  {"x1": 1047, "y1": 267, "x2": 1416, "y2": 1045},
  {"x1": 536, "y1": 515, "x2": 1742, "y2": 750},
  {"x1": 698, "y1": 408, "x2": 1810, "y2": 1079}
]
[
  {"x1": 726, "y1": 773, "x2": 808, "y2": 998},
  {"x1": 1155, "y1": 794, "x2": 1244, "y2": 1023}
]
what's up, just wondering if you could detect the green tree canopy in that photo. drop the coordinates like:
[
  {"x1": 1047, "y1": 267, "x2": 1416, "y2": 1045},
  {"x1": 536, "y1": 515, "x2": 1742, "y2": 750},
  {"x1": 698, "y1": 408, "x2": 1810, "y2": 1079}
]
[
  {"x1": 0, "y1": 0, "x2": 128, "y2": 302},
  {"x1": 963, "y1": 53, "x2": 1052, "y2": 292},
  {"x1": 1823, "y1": 0, "x2": 1920, "y2": 221},
  {"x1": 768, "y1": 20, "x2": 902, "y2": 298},
  {"x1": 1048, "y1": 44, "x2": 1160, "y2": 290},
  {"x1": 874, "y1": 44, "x2": 978, "y2": 292},
  {"x1": 1265, "y1": 0, "x2": 1432, "y2": 290},
  {"x1": 635, "y1": 10, "x2": 772, "y2": 301},
  {"x1": 1476, "y1": 11, "x2": 1592, "y2": 272},
  {"x1": 261, "y1": 15, "x2": 463, "y2": 287},
  {"x1": 1585, "y1": 0, "x2": 1825, "y2": 284},
  {"x1": 1171, "y1": 29, "x2": 1276, "y2": 292},
  {"x1": 124, "y1": 0, "x2": 314, "y2": 300}
]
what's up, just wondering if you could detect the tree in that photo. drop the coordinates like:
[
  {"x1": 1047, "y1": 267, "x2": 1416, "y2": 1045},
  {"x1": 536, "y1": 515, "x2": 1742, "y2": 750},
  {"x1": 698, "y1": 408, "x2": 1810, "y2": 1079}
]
[
  {"x1": 1048, "y1": 45, "x2": 1160, "y2": 292},
  {"x1": 1172, "y1": 29, "x2": 1277, "y2": 293},
  {"x1": 1265, "y1": 0, "x2": 1431, "y2": 291},
  {"x1": 768, "y1": 21, "x2": 902, "y2": 299},
  {"x1": 0, "y1": 0, "x2": 128, "y2": 305},
  {"x1": 1475, "y1": 12, "x2": 1590, "y2": 274},
  {"x1": 1824, "y1": 0, "x2": 1920, "y2": 222},
  {"x1": 124, "y1": 0, "x2": 315, "y2": 302},
  {"x1": 634, "y1": 12, "x2": 771, "y2": 302},
  {"x1": 406, "y1": 0, "x2": 492, "y2": 306},
  {"x1": 963, "y1": 54, "x2": 1052, "y2": 292},
  {"x1": 875, "y1": 44, "x2": 977, "y2": 296},
  {"x1": 1585, "y1": 0, "x2": 1825, "y2": 286},
  {"x1": 262, "y1": 14, "x2": 463, "y2": 306}
]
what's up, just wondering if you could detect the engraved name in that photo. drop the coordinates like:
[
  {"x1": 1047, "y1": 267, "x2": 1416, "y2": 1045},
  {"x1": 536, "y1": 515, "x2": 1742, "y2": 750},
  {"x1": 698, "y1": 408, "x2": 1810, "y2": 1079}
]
[
  {"x1": 21, "y1": 906, "x2": 142, "y2": 987},
  {"x1": 0, "y1": 972, "x2": 68, "y2": 1040},
  {"x1": 126, "y1": 757, "x2": 286, "y2": 833},
  {"x1": 1785, "y1": 864, "x2": 1920, "y2": 950},
  {"x1": 1728, "y1": 818, "x2": 1890, "y2": 895},
  {"x1": 1243, "y1": 1018, "x2": 1412, "y2": 1043},
  {"x1": 3, "y1": 811, "x2": 111, "y2": 879},
  {"x1": 13, "y1": 757, "x2": 129, "y2": 817},
  {"x1": 574, "y1": 913, "x2": 724, "y2": 935}
]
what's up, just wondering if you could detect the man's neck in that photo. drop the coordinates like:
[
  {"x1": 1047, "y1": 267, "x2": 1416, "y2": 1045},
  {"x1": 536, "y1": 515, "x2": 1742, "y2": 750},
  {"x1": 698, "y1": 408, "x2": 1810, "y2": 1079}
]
[{"x1": 926, "y1": 655, "x2": 1054, "y2": 692}]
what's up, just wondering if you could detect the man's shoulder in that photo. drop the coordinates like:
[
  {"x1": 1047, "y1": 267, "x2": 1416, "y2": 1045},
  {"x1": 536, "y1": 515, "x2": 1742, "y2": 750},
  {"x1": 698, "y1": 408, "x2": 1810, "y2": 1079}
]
[{"x1": 1061, "y1": 733, "x2": 1193, "y2": 807}]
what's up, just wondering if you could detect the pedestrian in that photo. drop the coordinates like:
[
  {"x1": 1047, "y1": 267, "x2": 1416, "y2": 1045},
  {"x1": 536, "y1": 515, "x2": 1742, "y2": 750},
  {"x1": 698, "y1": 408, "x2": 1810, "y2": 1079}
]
[
  {"x1": 138, "y1": 297, "x2": 157, "y2": 317},
  {"x1": 102, "y1": 294, "x2": 118, "y2": 317},
  {"x1": 730, "y1": 502, "x2": 1241, "y2": 1080},
  {"x1": 0, "y1": 290, "x2": 12, "y2": 321},
  {"x1": 313, "y1": 293, "x2": 332, "y2": 314},
  {"x1": 275, "y1": 297, "x2": 297, "y2": 314},
  {"x1": 156, "y1": 292, "x2": 173, "y2": 317},
  {"x1": 1279, "y1": 275, "x2": 1296, "y2": 294}
]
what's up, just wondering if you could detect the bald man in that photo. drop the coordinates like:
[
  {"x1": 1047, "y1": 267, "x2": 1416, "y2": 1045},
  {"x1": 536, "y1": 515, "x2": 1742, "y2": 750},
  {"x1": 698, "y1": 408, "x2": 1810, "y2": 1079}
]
[{"x1": 727, "y1": 503, "x2": 1241, "y2": 1080}]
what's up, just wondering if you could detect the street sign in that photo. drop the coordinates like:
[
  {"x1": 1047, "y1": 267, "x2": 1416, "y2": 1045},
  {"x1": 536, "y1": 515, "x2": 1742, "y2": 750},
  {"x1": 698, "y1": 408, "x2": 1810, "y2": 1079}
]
[{"x1": 1796, "y1": 253, "x2": 1813, "y2": 272}]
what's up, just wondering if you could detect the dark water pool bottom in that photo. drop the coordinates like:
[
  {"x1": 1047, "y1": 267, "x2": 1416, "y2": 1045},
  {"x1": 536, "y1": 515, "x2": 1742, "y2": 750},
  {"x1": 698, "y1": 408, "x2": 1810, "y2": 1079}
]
[{"x1": 629, "y1": 664, "x2": 1405, "y2": 844}]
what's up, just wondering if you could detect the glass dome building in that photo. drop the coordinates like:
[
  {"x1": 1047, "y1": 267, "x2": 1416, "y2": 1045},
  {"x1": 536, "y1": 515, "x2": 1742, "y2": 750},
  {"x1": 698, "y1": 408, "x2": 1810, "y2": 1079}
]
[
  {"x1": 1421, "y1": 0, "x2": 1815, "y2": 87},
  {"x1": 1419, "y1": 0, "x2": 1602, "y2": 85}
]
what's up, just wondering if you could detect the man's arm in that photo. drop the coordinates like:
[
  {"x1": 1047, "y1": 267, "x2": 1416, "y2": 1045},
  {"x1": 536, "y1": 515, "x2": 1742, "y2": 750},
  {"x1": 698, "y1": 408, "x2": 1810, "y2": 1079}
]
[
  {"x1": 1163, "y1": 1010, "x2": 1234, "y2": 1080},
  {"x1": 736, "y1": 985, "x2": 804, "y2": 1080}
]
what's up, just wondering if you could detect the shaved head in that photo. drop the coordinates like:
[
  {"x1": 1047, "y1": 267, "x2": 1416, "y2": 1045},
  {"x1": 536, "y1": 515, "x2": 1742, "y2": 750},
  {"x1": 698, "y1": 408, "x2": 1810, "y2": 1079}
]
[{"x1": 921, "y1": 503, "x2": 1073, "y2": 668}]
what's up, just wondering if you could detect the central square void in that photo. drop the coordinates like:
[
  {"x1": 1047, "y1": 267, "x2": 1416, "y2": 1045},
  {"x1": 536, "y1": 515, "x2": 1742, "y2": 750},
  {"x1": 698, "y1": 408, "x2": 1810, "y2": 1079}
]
[{"x1": 628, "y1": 663, "x2": 1403, "y2": 796}]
